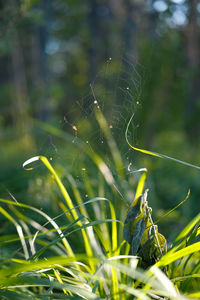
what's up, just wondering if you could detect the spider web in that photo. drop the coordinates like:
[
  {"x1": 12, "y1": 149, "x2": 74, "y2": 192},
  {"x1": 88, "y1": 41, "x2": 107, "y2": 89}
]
[{"x1": 38, "y1": 57, "x2": 144, "y2": 178}]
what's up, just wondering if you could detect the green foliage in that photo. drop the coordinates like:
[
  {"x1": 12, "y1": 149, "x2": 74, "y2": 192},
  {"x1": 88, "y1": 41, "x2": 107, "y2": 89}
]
[
  {"x1": 0, "y1": 2, "x2": 200, "y2": 297},
  {"x1": 0, "y1": 149, "x2": 199, "y2": 298}
]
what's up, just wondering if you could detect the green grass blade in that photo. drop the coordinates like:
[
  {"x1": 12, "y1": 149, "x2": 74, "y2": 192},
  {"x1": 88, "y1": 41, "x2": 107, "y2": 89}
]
[
  {"x1": 134, "y1": 170, "x2": 147, "y2": 200},
  {"x1": 29, "y1": 215, "x2": 86, "y2": 260},
  {"x1": 154, "y1": 190, "x2": 190, "y2": 227},
  {"x1": 175, "y1": 212, "x2": 200, "y2": 242},
  {"x1": 156, "y1": 241, "x2": 200, "y2": 267},
  {"x1": 0, "y1": 197, "x2": 74, "y2": 256},
  {"x1": 23, "y1": 156, "x2": 94, "y2": 268},
  {"x1": 0, "y1": 206, "x2": 29, "y2": 259},
  {"x1": 108, "y1": 201, "x2": 118, "y2": 254},
  {"x1": 126, "y1": 114, "x2": 200, "y2": 170},
  {"x1": 23, "y1": 156, "x2": 78, "y2": 219}
]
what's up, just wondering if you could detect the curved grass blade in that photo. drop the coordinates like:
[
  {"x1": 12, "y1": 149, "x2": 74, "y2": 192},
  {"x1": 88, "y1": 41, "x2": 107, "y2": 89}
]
[
  {"x1": 0, "y1": 197, "x2": 74, "y2": 256},
  {"x1": 154, "y1": 189, "x2": 190, "y2": 227},
  {"x1": 0, "y1": 207, "x2": 29, "y2": 259},
  {"x1": 126, "y1": 114, "x2": 200, "y2": 170},
  {"x1": 23, "y1": 156, "x2": 94, "y2": 270},
  {"x1": 29, "y1": 215, "x2": 86, "y2": 260}
]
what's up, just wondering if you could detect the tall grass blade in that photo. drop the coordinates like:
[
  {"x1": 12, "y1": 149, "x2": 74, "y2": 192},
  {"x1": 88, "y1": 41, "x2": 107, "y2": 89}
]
[
  {"x1": 23, "y1": 156, "x2": 94, "y2": 269},
  {"x1": 126, "y1": 114, "x2": 200, "y2": 170}
]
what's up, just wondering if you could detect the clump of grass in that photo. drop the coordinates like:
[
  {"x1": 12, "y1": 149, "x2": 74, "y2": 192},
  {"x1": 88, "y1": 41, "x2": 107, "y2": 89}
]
[
  {"x1": 0, "y1": 154, "x2": 199, "y2": 299},
  {"x1": 0, "y1": 111, "x2": 200, "y2": 299}
]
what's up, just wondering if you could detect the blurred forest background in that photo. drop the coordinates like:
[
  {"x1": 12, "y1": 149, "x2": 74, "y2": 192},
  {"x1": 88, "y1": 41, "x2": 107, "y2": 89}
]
[{"x1": 0, "y1": 0, "x2": 200, "y2": 239}]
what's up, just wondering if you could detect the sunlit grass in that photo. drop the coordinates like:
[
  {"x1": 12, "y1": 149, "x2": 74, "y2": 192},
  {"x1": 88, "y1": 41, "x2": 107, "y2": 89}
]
[{"x1": 0, "y1": 112, "x2": 199, "y2": 299}]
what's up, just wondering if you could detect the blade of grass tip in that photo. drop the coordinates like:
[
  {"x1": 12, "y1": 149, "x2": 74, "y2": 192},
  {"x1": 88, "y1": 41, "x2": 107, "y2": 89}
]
[
  {"x1": 0, "y1": 207, "x2": 29, "y2": 259},
  {"x1": 134, "y1": 169, "x2": 147, "y2": 201},
  {"x1": 23, "y1": 156, "x2": 78, "y2": 220},
  {"x1": 126, "y1": 114, "x2": 200, "y2": 170},
  {"x1": 95, "y1": 108, "x2": 125, "y2": 179},
  {"x1": 155, "y1": 241, "x2": 200, "y2": 267},
  {"x1": 23, "y1": 156, "x2": 94, "y2": 269}
]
